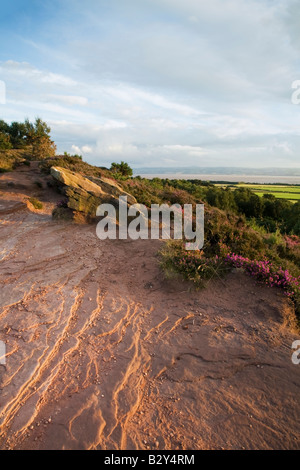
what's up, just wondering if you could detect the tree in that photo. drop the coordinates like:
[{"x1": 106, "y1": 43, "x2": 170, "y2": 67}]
[
  {"x1": 0, "y1": 120, "x2": 10, "y2": 135},
  {"x1": 23, "y1": 119, "x2": 35, "y2": 144},
  {"x1": 32, "y1": 135, "x2": 56, "y2": 160},
  {"x1": 34, "y1": 117, "x2": 51, "y2": 137},
  {"x1": 0, "y1": 117, "x2": 56, "y2": 158},
  {"x1": 28, "y1": 118, "x2": 56, "y2": 159},
  {"x1": 110, "y1": 161, "x2": 133, "y2": 177},
  {"x1": 0, "y1": 132, "x2": 12, "y2": 150},
  {"x1": 285, "y1": 201, "x2": 300, "y2": 235},
  {"x1": 262, "y1": 194, "x2": 277, "y2": 219},
  {"x1": 246, "y1": 194, "x2": 264, "y2": 218},
  {"x1": 9, "y1": 121, "x2": 27, "y2": 148}
]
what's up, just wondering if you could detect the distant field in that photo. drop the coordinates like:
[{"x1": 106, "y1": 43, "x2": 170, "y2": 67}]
[{"x1": 214, "y1": 183, "x2": 300, "y2": 202}]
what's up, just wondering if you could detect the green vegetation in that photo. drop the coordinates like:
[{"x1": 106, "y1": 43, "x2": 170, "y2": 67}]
[
  {"x1": 0, "y1": 118, "x2": 56, "y2": 171},
  {"x1": 0, "y1": 149, "x2": 30, "y2": 172},
  {"x1": 119, "y1": 176, "x2": 300, "y2": 317},
  {"x1": 215, "y1": 183, "x2": 300, "y2": 202},
  {"x1": 28, "y1": 197, "x2": 43, "y2": 210},
  {"x1": 254, "y1": 191, "x2": 300, "y2": 201},
  {"x1": 121, "y1": 177, "x2": 300, "y2": 236},
  {"x1": 110, "y1": 161, "x2": 133, "y2": 179},
  {"x1": 63, "y1": 151, "x2": 82, "y2": 160}
]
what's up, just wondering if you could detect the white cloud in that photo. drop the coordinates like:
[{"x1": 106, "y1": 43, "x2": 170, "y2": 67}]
[
  {"x1": 71, "y1": 145, "x2": 81, "y2": 154},
  {"x1": 82, "y1": 145, "x2": 92, "y2": 153},
  {"x1": 49, "y1": 95, "x2": 88, "y2": 106},
  {"x1": 71, "y1": 144, "x2": 93, "y2": 155},
  {"x1": 0, "y1": 60, "x2": 77, "y2": 87}
]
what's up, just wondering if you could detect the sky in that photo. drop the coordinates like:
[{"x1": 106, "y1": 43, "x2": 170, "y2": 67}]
[{"x1": 0, "y1": 0, "x2": 300, "y2": 168}]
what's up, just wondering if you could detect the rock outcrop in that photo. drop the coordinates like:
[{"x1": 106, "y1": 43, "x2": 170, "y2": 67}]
[
  {"x1": 86, "y1": 175, "x2": 136, "y2": 205},
  {"x1": 50, "y1": 166, "x2": 136, "y2": 220}
]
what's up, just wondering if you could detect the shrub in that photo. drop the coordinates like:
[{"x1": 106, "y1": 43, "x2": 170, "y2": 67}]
[
  {"x1": 159, "y1": 240, "x2": 228, "y2": 286},
  {"x1": 0, "y1": 132, "x2": 13, "y2": 150},
  {"x1": 28, "y1": 197, "x2": 43, "y2": 210}
]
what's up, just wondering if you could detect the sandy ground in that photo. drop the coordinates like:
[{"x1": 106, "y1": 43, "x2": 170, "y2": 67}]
[{"x1": 0, "y1": 164, "x2": 299, "y2": 450}]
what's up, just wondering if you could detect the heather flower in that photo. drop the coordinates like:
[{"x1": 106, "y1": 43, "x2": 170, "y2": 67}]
[{"x1": 225, "y1": 253, "x2": 300, "y2": 299}]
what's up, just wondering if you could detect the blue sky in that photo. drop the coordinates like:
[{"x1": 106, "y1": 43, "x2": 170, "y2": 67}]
[{"x1": 1, "y1": 0, "x2": 300, "y2": 168}]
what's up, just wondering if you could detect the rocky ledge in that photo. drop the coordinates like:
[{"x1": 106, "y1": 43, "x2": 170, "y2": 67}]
[{"x1": 50, "y1": 166, "x2": 136, "y2": 222}]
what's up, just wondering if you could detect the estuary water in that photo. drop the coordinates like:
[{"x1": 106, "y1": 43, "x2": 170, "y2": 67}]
[{"x1": 134, "y1": 173, "x2": 300, "y2": 184}]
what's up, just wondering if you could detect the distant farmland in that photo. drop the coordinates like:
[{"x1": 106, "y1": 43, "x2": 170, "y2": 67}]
[{"x1": 214, "y1": 183, "x2": 300, "y2": 202}]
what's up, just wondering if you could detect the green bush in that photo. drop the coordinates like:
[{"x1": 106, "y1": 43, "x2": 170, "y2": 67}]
[
  {"x1": 28, "y1": 197, "x2": 43, "y2": 210},
  {"x1": 159, "y1": 240, "x2": 228, "y2": 286},
  {"x1": 110, "y1": 161, "x2": 133, "y2": 178}
]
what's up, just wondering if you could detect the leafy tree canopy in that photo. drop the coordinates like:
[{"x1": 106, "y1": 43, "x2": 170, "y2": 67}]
[{"x1": 110, "y1": 161, "x2": 133, "y2": 177}]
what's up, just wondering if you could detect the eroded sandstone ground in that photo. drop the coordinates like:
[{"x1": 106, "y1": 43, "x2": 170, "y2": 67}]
[{"x1": 0, "y1": 166, "x2": 299, "y2": 450}]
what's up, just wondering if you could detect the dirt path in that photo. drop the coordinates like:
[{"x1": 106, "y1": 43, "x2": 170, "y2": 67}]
[{"x1": 0, "y1": 166, "x2": 299, "y2": 450}]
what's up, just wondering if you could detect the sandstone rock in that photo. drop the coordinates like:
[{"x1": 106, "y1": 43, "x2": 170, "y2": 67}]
[
  {"x1": 50, "y1": 166, "x2": 136, "y2": 219},
  {"x1": 87, "y1": 175, "x2": 136, "y2": 205},
  {"x1": 51, "y1": 167, "x2": 105, "y2": 196}
]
